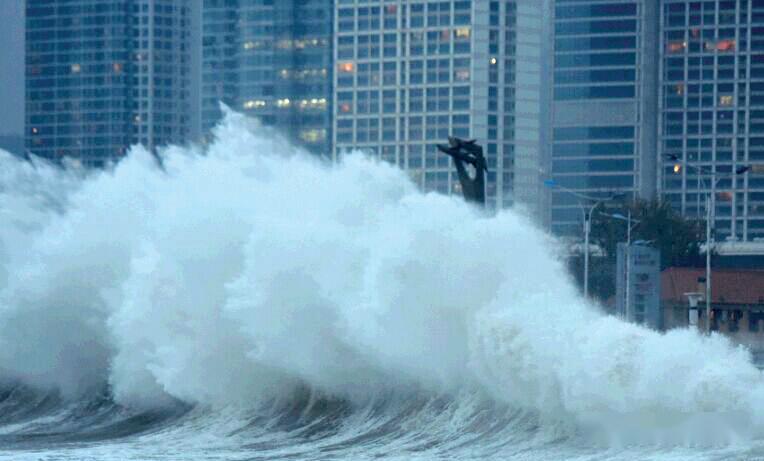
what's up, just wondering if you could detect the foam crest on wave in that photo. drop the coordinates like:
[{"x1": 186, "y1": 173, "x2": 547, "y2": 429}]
[{"x1": 0, "y1": 108, "x2": 762, "y2": 443}]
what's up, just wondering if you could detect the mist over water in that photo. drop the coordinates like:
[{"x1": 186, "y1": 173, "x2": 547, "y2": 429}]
[{"x1": 1, "y1": 109, "x2": 764, "y2": 459}]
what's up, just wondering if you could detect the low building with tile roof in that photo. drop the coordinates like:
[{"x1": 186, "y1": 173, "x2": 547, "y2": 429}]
[{"x1": 662, "y1": 267, "x2": 764, "y2": 362}]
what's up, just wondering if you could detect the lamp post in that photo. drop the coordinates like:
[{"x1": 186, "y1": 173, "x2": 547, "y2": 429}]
[
  {"x1": 704, "y1": 192, "x2": 712, "y2": 332},
  {"x1": 581, "y1": 200, "x2": 605, "y2": 300},
  {"x1": 664, "y1": 154, "x2": 753, "y2": 332},
  {"x1": 599, "y1": 210, "x2": 641, "y2": 320},
  {"x1": 544, "y1": 179, "x2": 616, "y2": 299}
]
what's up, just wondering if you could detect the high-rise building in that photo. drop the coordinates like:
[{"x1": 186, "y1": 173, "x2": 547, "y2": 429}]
[
  {"x1": 25, "y1": 0, "x2": 194, "y2": 167},
  {"x1": 332, "y1": 0, "x2": 551, "y2": 214},
  {"x1": 0, "y1": 135, "x2": 24, "y2": 158},
  {"x1": 201, "y1": 0, "x2": 333, "y2": 156},
  {"x1": 659, "y1": 0, "x2": 764, "y2": 243},
  {"x1": 550, "y1": 1, "x2": 659, "y2": 237}
]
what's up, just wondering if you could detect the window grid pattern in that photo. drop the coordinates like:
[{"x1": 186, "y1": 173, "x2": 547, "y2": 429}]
[
  {"x1": 202, "y1": 0, "x2": 333, "y2": 156},
  {"x1": 333, "y1": 0, "x2": 524, "y2": 210},
  {"x1": 26, "y1": 0, "x2": 191, "y2": 167},
  {"x1": 659, "y1": 0, "x2": 764, "y2": 242},
  {"x1": 551, "y1": 0, "x2": 645, "y2": 237}
]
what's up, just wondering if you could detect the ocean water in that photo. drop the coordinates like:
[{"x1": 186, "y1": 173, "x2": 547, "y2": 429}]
[{"x1": 1, "y1": 108, "x2": 764, "y2": 460}]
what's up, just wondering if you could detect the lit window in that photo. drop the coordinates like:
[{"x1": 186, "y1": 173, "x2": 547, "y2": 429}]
[
  {"x1": 339, "y1": 62, "x2": 355, "y2": 72},
  {"x1": 719, "y1": 95, "x2": 733, "y2": 106},
  {"x1": 294, "y1": 39, "x2": 309, "y2": 49},
  {"x1": 299, "y1": 129, "x2": 327, "y2": 143},
  {"x1": 667, "y1": 41, "x2": 686, "y2": 53},
  {"x1": 455, "y1": 28, "x2": 470, "y2": 39},
  {"x1": 71, "y1": 63, "x2": 81, "y2": 73},
  {"x1": 243, "y1": 100, "x2": 266, "y2": 109},
  {"x1": 298, "y1": 98, "x2": 327, "y2": 110},
  {"x1": 673, "y1": 164, "x2": 681, "y2": 174},
  {"x1": 674, "y1": 83, "x2": 685, "y2": 95},
  {"x1": 243, "y1": 41, "x2": 255, "y2": 50},
  {"x1": 340, "y1": 103, "x2": 352, "y2": 113},
  {"x1": 276, "y1": 98, "x2": 291, "y2": 108},
  {"x1": 716, "y1": 39, "x2": 736, "y2": 52},
  {"x1": 454, "y1": 70, "x2": 470, "y2": 81},
  {"x1": 717, "y1": 191, "x2": 733, "y2": 201},
  {"x1": 113, "y1": 63, "x2": 122, "y2": 73},
  {"x1": 490, "y1": 57, "x2": 497, "y2": 65}
]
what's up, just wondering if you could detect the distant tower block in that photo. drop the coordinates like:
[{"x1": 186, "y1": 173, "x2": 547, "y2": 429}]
[{"x1": 25, "y1": 0, "x2": 194, "y2": 167}]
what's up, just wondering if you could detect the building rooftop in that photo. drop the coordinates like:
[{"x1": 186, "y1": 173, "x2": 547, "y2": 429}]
[{"x1": 662, "y1": 267, "x2": 764, "y2": 305}]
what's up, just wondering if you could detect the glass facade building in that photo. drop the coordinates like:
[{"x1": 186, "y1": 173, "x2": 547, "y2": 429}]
[
  {"x1": 332, "y1": 0, "x2": 551, "y2": 214},
  {"x1": 659, "y1": 0, "x2": 764, "y2": 242},
  {"x1": 201, "y1": 0, "x2": 333, "y2": 156},
  {"x1": 25, "y1": 0, "x2": 193, "y2": 167},
  {"x1": 551, "y1": 0, "x2": 658, "y2": 236}
]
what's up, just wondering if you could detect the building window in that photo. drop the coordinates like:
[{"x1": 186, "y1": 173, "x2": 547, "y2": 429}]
[
  {"x1": 299, "y1": 129, "x2": 326, "y2": 143},
  {"x1": 720, "y1": 95, "x2": 734, "y2": 106},
  {"x1": 667, "y1": 41, "x2": 687, "y2": 53}
]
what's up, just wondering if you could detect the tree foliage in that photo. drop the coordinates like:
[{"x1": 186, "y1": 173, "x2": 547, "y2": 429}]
[{"x1": 567, "y1": 199, "x2": 705, "y2": 304}]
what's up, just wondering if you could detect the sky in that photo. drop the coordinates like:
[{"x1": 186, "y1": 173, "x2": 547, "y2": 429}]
[{"x1": 0, "y1": 2, "x2": 24, "y2": 135}]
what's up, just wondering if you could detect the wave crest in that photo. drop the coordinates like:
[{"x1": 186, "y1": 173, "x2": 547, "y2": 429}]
[{"x1": 0, "y1": 110, "x2": 762, "y2": 446}]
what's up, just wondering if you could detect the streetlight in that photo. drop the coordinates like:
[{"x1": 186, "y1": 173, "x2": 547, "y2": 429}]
[
  {"x1": 544, "y1": 179, "x2": 618, "y2": 299},
  {"x1": 599, "y1": 210, "x2": 642, "y2": 320},
  {"x1": 664, "y1": 154, "x2": 753, "y2": 333}
]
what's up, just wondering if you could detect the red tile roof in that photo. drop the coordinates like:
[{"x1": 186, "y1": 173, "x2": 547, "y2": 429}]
[{"x1": 662, "y1": 267, "x2": 764, "y2": 305}]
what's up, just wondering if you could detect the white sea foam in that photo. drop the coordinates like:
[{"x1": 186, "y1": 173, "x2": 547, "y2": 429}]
[{"x1": 0, "y1": 107, "x2": 762, "y2": 445}]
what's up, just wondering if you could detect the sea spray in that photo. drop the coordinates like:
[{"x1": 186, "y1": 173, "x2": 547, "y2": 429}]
[{"x1": 0, "y1": 108, "x2": 762, "y2": 447}]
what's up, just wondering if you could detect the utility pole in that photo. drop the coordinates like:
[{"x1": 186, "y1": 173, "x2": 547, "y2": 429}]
[
  {"x1": 582, "y1": 200, "x2": 605, "y2": 299},
  {"x1": 664, "y1": 154, "x2": 755, "y2": 333},
  {"x1": 543, "y1": 179, "x2": 616, "y2": 299},
  {"x1": 625, "y1": 209, "x2": 632, "y2": 320},
  {"x1": 600, "y1": 210, "x2": 641, "y2": 320},
  {"x1": 705, "y1": 193, "x2": 712, "y2": 333}
]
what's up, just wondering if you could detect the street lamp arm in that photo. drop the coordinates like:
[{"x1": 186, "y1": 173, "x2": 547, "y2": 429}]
[
  {"x1": 587, "y1": 200, "x2": 602, "y2": 215},
  {"x1": 599, "y1": 211, "x2": 641, "y2": 224},
  {"x1": 665, "y1": 156, "x2": 752, "y2": 190},
  {"x1": 545, "y1": 181, "x2": 615, "y2": 202},
  {"x1": 663, "y1": 157, "x2": 756, "y2": 335},
  {"x1": 544, "y1": 178, "x2": 626, "y2": 300}
]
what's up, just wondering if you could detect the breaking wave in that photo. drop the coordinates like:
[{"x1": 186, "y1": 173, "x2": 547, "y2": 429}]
[{"x1": 0, "y1": 108, "x2": 763, "y2": 459}]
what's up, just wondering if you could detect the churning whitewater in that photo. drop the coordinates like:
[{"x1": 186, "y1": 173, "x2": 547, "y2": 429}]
[{"x1": 1, "y1": 109, "x2": 764, "y2": 460}]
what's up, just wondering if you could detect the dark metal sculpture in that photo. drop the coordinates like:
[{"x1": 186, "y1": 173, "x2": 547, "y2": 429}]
[{"x1": 436, "y1": 136, "x2": 487, "y2": 205}]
